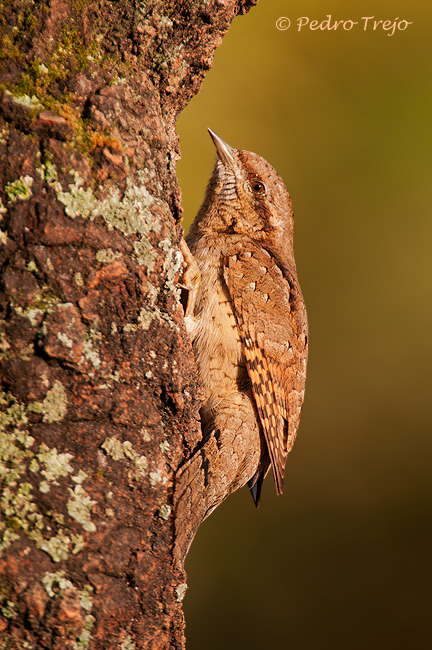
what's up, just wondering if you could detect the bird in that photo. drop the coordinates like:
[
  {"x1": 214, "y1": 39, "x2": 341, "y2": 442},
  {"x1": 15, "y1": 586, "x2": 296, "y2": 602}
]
[{"x1": 173, "y1": 129, "x2": 308, "y2": 567}]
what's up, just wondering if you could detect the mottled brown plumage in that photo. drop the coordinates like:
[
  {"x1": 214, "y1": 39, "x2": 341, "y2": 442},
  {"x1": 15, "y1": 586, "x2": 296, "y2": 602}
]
[{"x1": 174, "y1": 130, "x2": 308, "y2": 566}]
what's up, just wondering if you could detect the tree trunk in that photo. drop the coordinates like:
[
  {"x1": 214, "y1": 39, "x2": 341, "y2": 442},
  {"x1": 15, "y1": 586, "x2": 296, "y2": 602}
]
[{"x1": 0, "y1": 1, "x2": 256, "y2": 647}]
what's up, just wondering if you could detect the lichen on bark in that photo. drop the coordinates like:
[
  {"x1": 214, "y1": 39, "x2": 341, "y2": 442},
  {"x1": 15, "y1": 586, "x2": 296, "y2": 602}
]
[{"x1": 0, "y1": 0, "x2": 257, "y2": 647}]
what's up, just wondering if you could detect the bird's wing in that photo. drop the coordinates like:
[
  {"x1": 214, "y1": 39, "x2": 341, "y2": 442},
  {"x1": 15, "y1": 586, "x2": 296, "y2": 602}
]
[{"x1": 223, "y1": 246, "x2": 307, "y2": 494}]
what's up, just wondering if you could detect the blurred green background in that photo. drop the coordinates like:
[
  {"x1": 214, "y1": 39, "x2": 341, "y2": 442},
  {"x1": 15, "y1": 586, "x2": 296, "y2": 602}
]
[{"x1": 175, "y1": 1, "x2": 432, "y2": 648}]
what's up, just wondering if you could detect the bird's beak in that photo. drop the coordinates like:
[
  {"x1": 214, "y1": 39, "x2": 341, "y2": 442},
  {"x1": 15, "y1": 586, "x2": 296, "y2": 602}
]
[{"x1": 208, "y1": 128, "x2": 236, "y2": 168}]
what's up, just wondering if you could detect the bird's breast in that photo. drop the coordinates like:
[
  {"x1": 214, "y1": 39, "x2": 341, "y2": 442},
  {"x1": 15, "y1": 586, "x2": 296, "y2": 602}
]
[{"x1": 189, "y1": 254, "x2": 245, "y2": 402}]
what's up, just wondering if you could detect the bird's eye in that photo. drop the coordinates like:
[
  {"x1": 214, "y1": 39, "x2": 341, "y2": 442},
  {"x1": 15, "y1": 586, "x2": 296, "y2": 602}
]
[{"x1": 252, "y1": 181, "x2": 265, "y2": 195}]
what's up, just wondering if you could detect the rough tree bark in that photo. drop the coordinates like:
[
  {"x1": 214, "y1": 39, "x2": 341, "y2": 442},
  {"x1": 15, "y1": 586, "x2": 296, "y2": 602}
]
[{"x1": 0, "y1": 1, "x2": 257, "y2": 648}]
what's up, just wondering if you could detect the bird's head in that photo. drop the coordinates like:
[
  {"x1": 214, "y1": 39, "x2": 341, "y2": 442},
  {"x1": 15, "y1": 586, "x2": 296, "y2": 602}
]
[{"x1": 191, "y1": 129, "x2": 296, "y2": 270}]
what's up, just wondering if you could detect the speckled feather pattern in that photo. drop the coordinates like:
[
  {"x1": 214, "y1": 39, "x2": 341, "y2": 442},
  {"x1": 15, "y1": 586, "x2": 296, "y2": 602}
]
[{"x1": 174, "y1": 132, "x2": 308, "y2": 566}]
